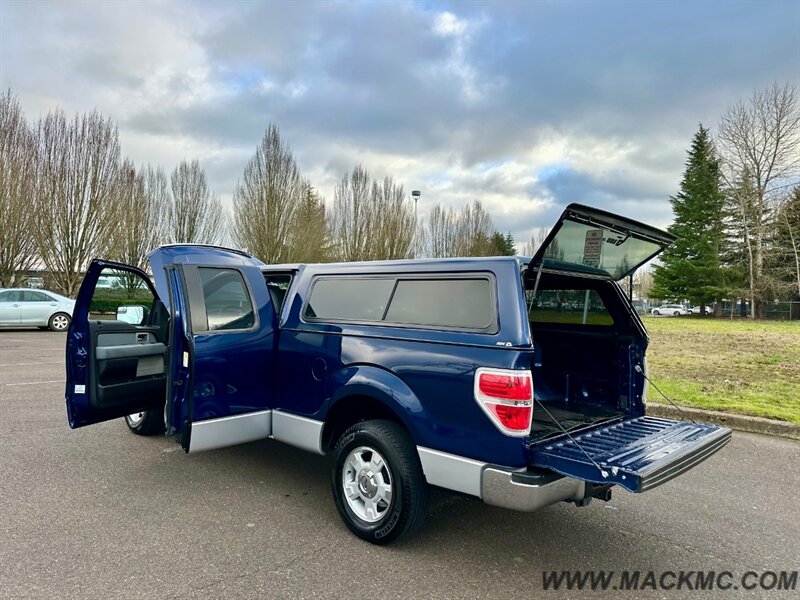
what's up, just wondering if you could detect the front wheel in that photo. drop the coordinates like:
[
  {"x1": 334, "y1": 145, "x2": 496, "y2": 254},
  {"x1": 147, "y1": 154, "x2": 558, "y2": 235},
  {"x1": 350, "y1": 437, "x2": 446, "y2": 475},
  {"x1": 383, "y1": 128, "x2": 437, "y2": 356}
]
[
  {"x1": 653, "y1": 310, "x2": 660, "y2": 315},
  {"x1": 331, "y1": 420, "x2": 428, "y2": 544},
  {"x1": 674, "y1": 311, "x2": 681, "y2": 316},
  {"x1": 48, "y1": 312, "x2": 71, "y2": 331},
  {"x1": 125, "y1": 409, "x2": 165, "y2": 435}
]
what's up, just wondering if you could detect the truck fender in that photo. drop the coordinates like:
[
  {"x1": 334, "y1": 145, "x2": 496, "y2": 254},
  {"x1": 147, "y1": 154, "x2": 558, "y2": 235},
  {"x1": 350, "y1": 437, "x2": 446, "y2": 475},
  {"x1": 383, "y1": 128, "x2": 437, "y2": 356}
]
[{"x1": 324, "y1": 364, "x2": 435, "y2": 448}]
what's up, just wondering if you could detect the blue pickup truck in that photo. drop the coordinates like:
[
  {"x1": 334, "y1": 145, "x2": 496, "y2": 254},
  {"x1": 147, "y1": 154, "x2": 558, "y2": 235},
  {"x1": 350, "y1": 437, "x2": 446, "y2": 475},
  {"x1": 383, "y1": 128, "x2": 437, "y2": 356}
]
[{"x1": 65, "y1": 203, "x2": 730, "y2": 544}]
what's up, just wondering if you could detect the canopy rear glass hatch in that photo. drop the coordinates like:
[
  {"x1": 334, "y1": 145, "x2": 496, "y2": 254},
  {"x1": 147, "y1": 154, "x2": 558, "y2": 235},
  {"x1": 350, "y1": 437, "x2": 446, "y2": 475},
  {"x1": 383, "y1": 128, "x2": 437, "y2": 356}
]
[{"x1": 530, "y1": 204, "x2": 675, "y2": 280}]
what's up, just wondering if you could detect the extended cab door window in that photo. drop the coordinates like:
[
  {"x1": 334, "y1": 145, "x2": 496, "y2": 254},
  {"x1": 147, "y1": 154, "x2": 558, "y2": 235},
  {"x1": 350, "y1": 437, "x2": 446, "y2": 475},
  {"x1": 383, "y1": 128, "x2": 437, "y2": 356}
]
[
  {"x1": 265, "y1": 274, "x2": 293, "y2": 316},
  {"x1": 197, "y1": 268, "x2": 256, "y2": 331}
]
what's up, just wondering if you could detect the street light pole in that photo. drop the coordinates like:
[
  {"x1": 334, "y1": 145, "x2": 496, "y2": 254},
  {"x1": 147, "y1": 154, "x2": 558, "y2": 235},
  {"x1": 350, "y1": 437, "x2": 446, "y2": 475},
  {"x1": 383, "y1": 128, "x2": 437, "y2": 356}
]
[{"x1": 411, "y1": 190, "x2": 421, "y2": 259}]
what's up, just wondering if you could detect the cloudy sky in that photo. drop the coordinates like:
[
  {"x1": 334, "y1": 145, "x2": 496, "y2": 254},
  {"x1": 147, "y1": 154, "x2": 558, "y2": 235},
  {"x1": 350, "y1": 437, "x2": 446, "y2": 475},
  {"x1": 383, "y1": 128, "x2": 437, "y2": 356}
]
[{"x1": 2, "y1": 0, "x2": 798, "y2": 247}]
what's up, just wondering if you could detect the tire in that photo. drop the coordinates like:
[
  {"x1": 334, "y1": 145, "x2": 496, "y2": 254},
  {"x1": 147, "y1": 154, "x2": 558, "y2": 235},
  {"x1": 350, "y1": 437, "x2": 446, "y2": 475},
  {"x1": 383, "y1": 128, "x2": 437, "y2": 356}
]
[
  {"x1": 125, "y1": 409, "x2": 165, "y2": 436},
  {"x1": 48, "y1": 312, "x2": 71, "y2": 332},
  {"x1": 331, "y1": 420, "x2": 428, "y2": 545},
  {"x1": 653, "y1": 310, "x2": 660, "y2": 315},
  {"x1": 674, "y1": 311, "x2": 681, "y2": 316}
]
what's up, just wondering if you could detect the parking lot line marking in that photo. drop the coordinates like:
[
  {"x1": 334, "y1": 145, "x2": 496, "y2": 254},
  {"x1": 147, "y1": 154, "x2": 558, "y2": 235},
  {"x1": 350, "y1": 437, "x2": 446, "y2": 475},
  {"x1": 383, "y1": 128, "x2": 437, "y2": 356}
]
[
  {"x1": 4, "y1": 379, "x2": 64, "y2": 386},
  {"x1": 1, "y1": 361, "x2": 63, "y2": 367},
  {"x1": 0, "y1": 361, "x2": 63, "y2": 367}
]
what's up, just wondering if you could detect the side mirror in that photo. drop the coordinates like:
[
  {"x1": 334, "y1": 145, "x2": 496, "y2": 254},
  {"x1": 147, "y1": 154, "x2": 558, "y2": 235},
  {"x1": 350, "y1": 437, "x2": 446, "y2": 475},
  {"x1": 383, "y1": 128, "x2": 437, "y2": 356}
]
[{"x1": 116, "y1": 305, "x2": 148, "y2": 325}]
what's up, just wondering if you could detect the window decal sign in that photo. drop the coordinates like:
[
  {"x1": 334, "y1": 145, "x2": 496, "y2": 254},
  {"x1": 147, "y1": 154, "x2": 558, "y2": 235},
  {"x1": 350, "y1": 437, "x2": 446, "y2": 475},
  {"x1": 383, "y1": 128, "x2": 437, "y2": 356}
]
[{"x1": 583, "y1": 229, "x2": 604, "y2": 267}]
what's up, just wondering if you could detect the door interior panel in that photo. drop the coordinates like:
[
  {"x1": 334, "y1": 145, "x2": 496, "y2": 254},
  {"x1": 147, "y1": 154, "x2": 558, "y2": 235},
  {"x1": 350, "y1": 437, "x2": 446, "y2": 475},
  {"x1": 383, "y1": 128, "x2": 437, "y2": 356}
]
[{"x1": 88, "y1": 321, "x2": 167, "y2": 411}]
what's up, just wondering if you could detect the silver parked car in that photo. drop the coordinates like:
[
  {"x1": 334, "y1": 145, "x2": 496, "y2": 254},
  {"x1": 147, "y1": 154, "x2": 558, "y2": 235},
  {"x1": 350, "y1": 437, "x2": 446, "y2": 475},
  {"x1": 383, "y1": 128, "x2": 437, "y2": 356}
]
[
  {"x1": 0, "y1": 288, "x2": 75, "y2": 331},
  {"x1": 651, "y1": 304, "x2": 689, "y2": 316}
]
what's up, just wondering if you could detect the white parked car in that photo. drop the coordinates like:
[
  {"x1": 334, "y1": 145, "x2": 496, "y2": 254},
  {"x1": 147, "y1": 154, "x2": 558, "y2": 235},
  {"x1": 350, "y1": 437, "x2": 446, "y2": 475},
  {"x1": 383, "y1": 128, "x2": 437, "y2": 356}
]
[
  {"x1": 689, "y1": 306, "x2": 713, "y2": 315},
  {"x1": 0, "y1": 288, "x2": 75, "y2": 331},
  {"x1": 651, "y1": 304, "x2": 689, "y2": 316}
]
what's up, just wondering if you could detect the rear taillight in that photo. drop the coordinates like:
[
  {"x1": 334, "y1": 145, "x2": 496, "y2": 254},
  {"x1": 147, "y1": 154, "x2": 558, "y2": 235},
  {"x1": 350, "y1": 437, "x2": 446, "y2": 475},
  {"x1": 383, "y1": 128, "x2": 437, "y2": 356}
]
[{"x1": 474, "y1": 368, "x2": 533, "y2": 436}]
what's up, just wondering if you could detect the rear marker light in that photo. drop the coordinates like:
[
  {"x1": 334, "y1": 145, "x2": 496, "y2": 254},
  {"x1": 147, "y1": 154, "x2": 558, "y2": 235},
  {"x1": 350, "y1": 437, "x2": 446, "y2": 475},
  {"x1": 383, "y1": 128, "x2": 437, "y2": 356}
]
[{"x1": 474, "y1": 368, "x2": 534, "y2": 437}]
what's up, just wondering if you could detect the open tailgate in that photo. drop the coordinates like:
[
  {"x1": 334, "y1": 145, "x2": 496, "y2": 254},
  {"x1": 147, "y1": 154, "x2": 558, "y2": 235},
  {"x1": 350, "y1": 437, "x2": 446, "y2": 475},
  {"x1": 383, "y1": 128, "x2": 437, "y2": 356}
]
[{"x1": 529, "y1": 416, "x2": 731, "y2": 493}]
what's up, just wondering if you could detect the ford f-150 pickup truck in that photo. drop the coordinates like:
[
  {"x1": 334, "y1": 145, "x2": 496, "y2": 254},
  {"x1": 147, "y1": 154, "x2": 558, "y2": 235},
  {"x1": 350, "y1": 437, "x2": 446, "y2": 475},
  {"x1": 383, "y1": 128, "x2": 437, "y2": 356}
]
[{"x1": 65, "y1": 203, "x2": 730, "y2": 544}]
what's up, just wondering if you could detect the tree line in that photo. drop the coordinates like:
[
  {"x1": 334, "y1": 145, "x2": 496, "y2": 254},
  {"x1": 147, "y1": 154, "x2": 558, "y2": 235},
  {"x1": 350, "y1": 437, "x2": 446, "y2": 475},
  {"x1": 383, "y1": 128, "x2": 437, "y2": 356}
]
[
  {"x1": 0, "y1": 90, "x2": 515, "y2": 295},
  {"x1": 652, "y1": 83, "x2": 800, "y2": 317}
]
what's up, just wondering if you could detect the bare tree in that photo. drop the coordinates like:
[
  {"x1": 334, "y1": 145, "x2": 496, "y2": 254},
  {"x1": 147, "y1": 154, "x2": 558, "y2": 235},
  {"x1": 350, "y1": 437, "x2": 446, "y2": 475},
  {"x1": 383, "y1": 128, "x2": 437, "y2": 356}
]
[
  {"x1": 143, "y1": 164, "x2": 172, "y2": 240},
  {"x1": 33, "y1": 109, "x2": 121, "y2": 296},
  {"x1": 774, "y1": 186, "x2": 800, "y2": 299},
  {"x1": 330, "y1": 165, "x2": 415, "y2": 261},
  {"x1": 0, "y1": 88, "x2": 37, "y2": 287},
  {"x1": 233, "y1": 124, "x2": 303, "y2": 263},
  {"x1": 423, "y1": 200, "x2": 497, "y2": 257},
  {"x1": 717, "y1": 83, "x2": 800, "y2": 317},
  {"x1": 636, "y1": 267, "x2": 654, "y2": 300},
  {"x1": 286, "y1": 182, "x2": 329, "y2": 263},
  {"x1": 521, "y1": 227, "x2": 551, "y2": 257},
  {"x1": 371, "y1": 176, "x2": 414, "y2": 260},
  {"x1": 109, "y1": 161, "x2": 170, "y2": 272},
  {"x1": 521, "y1": 237, "x2": 536, "y2": 258},
  {"x1": 426, "y1": 204, "x2": 460, "y2": 258},
  {"x1": 456, "y1": 200, "x2": 496, "y2": 256},
  {"x1": 170, "y1": 159, "x2": 226, "y2": 245},
  {"x1": 330, "y1": 165, "x2": 375, "y2": 261}
]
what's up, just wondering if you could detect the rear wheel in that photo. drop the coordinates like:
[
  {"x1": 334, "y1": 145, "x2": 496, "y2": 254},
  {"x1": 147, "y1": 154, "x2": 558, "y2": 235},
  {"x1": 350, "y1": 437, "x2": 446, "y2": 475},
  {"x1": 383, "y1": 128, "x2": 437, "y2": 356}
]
[
  {"x1": 125, "y1": 409, "x2": 165, "y2": 436},
  {"x1": 48, "y1": 313, "x2": 70, "y2": 331},
  {"x1": 673, "y1": 311, "x2": 681, "y2": 316},
  {"x1": 653, "y1": 309, "x2": 661, "y2": 315},
  {"x1": 331, "y1": 420, "x2": 428, "y2": 544}
]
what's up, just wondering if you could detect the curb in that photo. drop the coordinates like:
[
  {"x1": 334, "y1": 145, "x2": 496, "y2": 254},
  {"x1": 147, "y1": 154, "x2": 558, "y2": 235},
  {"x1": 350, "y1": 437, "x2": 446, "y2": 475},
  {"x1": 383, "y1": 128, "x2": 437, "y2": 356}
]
[{"x1": 647, "y1": 403, "x2": 800, "y2": 441}]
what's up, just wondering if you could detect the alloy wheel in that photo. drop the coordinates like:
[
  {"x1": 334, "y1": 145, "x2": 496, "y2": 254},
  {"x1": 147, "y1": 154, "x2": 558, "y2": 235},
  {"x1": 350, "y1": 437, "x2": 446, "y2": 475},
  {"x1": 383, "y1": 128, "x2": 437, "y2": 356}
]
[{"x1": 342, "y1": 446, "x2": 393, "y2": 523}]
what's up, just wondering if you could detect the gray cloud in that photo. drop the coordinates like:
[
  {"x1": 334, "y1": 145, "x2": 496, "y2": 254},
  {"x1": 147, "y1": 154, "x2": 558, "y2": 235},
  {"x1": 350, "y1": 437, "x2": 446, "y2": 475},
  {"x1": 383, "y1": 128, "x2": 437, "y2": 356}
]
[{"x1": 2, "y1": 0, "x2": 797, "y2": 250}]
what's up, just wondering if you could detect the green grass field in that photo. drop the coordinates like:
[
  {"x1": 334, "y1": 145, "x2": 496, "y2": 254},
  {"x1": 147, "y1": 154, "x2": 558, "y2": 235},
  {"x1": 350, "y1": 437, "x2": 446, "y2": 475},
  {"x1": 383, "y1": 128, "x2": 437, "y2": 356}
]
[{"x1": 644, "y1": 316, "x2": 800, "y2": 423}]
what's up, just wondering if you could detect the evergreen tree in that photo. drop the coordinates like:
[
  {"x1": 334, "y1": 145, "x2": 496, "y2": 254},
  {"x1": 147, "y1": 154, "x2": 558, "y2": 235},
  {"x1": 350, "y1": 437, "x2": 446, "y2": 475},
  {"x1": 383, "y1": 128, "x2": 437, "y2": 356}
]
[
  {"x1": 652, "y1": 125, "x2": 726, "y2": 313},
  {"x1": 491, "y1": 231, "x2": 517, "y2": 256},
  {"x1": 287, "y1": 182, "x2": 329, "y2": 263}
]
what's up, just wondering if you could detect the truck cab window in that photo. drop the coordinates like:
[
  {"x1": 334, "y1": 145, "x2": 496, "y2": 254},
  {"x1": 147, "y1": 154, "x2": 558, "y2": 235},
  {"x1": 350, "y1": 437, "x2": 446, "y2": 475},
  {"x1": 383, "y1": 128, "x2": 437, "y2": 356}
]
[{"x1": 199, "y1": 268, "x2": 255, "y2": 331}]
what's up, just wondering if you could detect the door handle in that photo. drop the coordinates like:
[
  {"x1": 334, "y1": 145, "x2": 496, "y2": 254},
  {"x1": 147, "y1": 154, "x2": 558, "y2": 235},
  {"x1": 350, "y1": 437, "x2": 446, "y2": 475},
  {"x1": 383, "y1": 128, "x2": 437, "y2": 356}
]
[
  {"x1": 11, "y1": 304, "x2": 20, "y2": 307},
  {"x1": 136, "y1": 333, "x2": 148, "y2": 343}
]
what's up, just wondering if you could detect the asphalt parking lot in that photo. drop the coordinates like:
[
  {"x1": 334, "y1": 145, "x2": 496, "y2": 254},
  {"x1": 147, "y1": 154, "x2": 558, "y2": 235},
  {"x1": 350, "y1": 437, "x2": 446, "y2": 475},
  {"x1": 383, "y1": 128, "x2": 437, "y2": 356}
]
[{"x1": 1, "y1": 330, "x2": 798, "y2": 599}]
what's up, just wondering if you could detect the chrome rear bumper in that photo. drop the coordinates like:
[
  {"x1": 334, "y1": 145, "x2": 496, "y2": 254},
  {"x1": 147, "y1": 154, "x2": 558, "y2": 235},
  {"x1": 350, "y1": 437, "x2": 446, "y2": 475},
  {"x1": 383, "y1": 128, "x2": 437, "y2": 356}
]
[{"x1": 482, "y1": 467, "x2": 586, "y2": 511}]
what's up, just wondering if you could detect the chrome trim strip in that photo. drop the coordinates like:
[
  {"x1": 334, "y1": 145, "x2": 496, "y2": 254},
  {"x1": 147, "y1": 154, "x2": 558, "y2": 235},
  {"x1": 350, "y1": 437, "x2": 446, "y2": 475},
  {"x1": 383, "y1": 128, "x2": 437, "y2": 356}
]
[
  {"x1": 271, "y1": 411, "x2": 324, "y2": 455},
  {"x1": 188, "y1": 410, "x2": 272, "y2": 453},
  {"x1": 416, "y1": 447, "x2": 486, "y2": 497}
]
